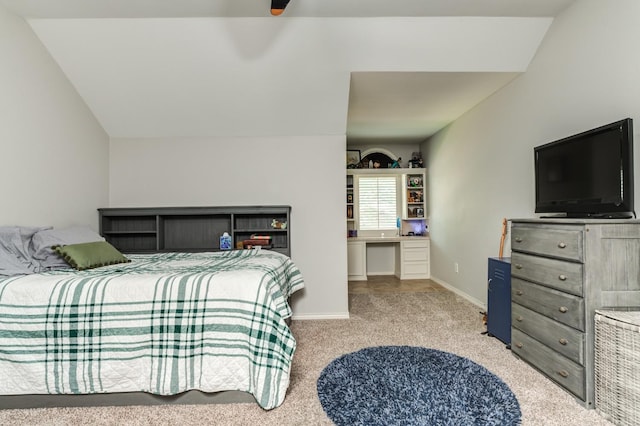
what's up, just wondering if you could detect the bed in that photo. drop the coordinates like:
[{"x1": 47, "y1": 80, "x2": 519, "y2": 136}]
[{"x1": 0, "y1": 226, "x2": 304, "y2": 410}]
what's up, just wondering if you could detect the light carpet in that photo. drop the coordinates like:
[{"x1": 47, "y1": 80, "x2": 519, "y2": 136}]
[{"x1": 0, "y1": 289, "x2": 612, "y2": 425}]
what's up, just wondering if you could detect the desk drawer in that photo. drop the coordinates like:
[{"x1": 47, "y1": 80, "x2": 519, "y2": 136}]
[
  {"x1": 401, "y1": 240, "x2": 429, "y2": 262},
  {"x1": 402, "y1": 239, "x2": 429, "y2": 249},
  {"x1": 512, "y1": 278, "x2": 584, "y2": 331},
  {"x1": 512, "y1": 303, "x2": 584, "y2": 365},
  {"x1": 403, "y1": 248, "x2": 427, "y2": 262},
  {"x1": 511, "y1": 252, "x2": 583, "y2": 296},
  {"x1": 511, "y1": 226, "x2": 583, "y2": 262},
  {"x1": 512, "y1": 328, "x2": 585, "y2": 400},
  {"x1": 403, "y1": 261, "x2": 429, "y2": 275}
]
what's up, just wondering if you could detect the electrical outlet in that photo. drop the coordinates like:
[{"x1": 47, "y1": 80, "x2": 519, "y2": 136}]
[{"x1": 454, "y1": 262, "x2": 459, "y2": 273}]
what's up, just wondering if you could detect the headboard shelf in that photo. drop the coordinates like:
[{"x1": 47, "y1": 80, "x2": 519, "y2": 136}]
[{"x1": 99, "y1": 205, "x2": 291, "y2": 257}]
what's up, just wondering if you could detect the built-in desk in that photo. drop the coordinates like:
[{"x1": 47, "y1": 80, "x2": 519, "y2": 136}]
[{"x1": 347, "y1": 236, "x2": 430, "y2": 281}]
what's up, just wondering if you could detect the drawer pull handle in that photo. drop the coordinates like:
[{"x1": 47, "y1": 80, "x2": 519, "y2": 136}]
[
  {"x1": 559, "y1": 338, "x2": 568, "y2": 345},
  {"x1": 558, "y1": 242, "x2": 567, "y2": 249},
  {"x1": 515, "y1": 237, "x2": 523, "y2": 243},
  {"x1": 516, "y1": 316, "x2": 523, "y2": 322},
  {"x1": 558, "y1": 274, "x2": 567, "y2": 281},
  {"x1": 559, "y1": 306, "x2": 568, "y2": 313},
  {"x1": 557, "y1": 370, "x2": 569, "y2": 378},
  {"x1": 515, "y1": 342, "x2": 523, "y2": 349},
  {"x1": 515, "y1": 264, "x2": 523, "y2": 269},
  {"x1": 516, "y1": 290, "x2": 523, "y2": 296}
]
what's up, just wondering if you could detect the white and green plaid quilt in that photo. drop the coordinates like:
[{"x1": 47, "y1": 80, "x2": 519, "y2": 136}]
[{"x1": 0, "y1": 249, "x2": 304, "y2": 409}]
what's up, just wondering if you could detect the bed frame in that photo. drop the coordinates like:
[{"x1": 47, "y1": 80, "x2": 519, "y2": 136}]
[{"x1": 0, "y1": 390, "x2": 254, "y2": 409}]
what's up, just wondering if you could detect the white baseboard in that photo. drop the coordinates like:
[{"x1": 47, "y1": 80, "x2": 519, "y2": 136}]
[
  {"x1": 430, "y1": 276, "x2": 486, "y2": 311},
  {"x1": 292, "y1": 312, "x2": 350, "y2": 321}
]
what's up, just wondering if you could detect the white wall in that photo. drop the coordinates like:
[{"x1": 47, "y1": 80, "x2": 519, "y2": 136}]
[
  {"x1": 109, "y1": 135, "x2": 348, "y2": 319},
  {"x1": 424, "y1": 0, "x2": 640, "y2": 306},
  {"x1": 0, "y1": 4, "x2": 109, "y2": 229},
  {"x1": 28, "y1": 17, "x2": 552, "y2": 139}
]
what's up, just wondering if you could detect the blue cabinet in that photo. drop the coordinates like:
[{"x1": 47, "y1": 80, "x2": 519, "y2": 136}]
[{"x1": 487, "y1": 257, "x2": 511, "y2": 346}]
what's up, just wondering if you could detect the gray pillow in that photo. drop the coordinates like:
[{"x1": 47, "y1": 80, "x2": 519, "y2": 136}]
[
  {"x1": 0, "y1": 248, "x2": 33, "y2": 276},
  {"x1": 0, "y1": 226, "x2": 46, "y2": 276},
  {"x1": 31, "y1": 226, "x2": 105, "y2": 270}
]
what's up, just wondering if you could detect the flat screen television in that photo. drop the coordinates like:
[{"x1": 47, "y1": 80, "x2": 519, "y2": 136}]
[{"x1": 534, "y1": 118, "x2": 634, "y2": 218}]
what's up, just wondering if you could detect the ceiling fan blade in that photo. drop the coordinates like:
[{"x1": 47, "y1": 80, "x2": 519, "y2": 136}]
[{"x1": 271, "y1": 0, "x2": 291, "y2": 16}]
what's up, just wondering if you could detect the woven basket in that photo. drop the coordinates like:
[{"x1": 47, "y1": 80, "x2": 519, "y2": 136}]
[{"x1": 594, "y1": 309, "x2": 640, "y2": 426}]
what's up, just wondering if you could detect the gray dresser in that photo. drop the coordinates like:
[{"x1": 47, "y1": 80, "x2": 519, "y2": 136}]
[{"x1": 510, "y1": 218, "x2": 640, "y2": 408}]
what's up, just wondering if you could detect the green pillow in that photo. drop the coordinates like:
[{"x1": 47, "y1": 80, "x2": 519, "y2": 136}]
[{"x1": 54, "y1": 241, "x2": 130, "y2": 271}]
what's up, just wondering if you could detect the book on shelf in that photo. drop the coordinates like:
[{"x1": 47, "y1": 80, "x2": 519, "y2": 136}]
[
  {"x1": 250, "y1": 234, "x2": 272, "y2": 240},
  {"x1": 243, "y1": 243, "x2": 273, "y2": 250},
  {"x1": 243, "y1": 238, "x2": 272, "y2": 246}
]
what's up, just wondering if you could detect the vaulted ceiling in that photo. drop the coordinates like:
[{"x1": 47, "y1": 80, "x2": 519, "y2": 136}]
[{"x1": 1, "y1": 0, "x2": 575, "y2": 144}]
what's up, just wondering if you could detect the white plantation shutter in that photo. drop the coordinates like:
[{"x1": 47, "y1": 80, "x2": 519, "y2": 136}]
[{"x1": 358, "y1": 176, "x2": 397, "y2": 230}]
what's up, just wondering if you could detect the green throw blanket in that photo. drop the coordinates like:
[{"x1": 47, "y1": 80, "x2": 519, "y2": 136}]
[{"x1": 0, "y1": 250, "x2": 304, "y2": 409}]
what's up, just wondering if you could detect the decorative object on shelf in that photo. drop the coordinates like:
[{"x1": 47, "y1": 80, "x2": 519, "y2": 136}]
[
  {"x1": 416, "y1": 208, "x2": 424, "y2": 218},
  {"x1": 347, "y1": 150, "x2": 362, "y2": 168},
  {"x1": 219, "y1": 232, "x2": 232, "y2": 250},
  {"x1": 407, "y1": 192, "x2": 416, "y2": 202},
  {"x1": 408, "y1": 190, "x2": 423, "y2": 202},
  {"x1": 270, "y1": 0, "x2": 291, "y2": 16},
  {"x1": 409, "y1": 176, "x2": 423, "y2": 187},
  {"x1": 347, "y1": 205, "x2": 353, "y2": 219},
  {"x1": 391, "y1": 157, "x2": 402, "y2": 168},
  {"x1": 362, "y1": 152, "x2": 396, "y2": 169},
  {"x1": 373, "y1": 160, "x2": 381, "y2": 168},
  {"x1": 347, "y1": 194, "x2": 353, "y2": 203},
  {"x1": 409, "y1": 152, "x2": 424, "y2": 168},
  {"x1": 271, "y1": 219, "x2": 287, "y2": 229},
  {"x1": 348, "y1": 229, "x2": 357, "y2": 238},
  {"x1": 243, "y1": 234, "x2": 273, "y2": 250}
]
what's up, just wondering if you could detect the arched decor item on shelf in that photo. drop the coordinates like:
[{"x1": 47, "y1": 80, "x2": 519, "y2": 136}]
[
  {"x1": 270, "y1": 0, "x2": 291, "y2": 16},
  {"x1": 360, "y1": 148, "x2": 399, "y2": 169}
]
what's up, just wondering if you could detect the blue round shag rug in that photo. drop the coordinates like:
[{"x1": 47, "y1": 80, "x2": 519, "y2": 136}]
[{"x1": 317, "y1": 346, "x2": 521, "y2": 426}]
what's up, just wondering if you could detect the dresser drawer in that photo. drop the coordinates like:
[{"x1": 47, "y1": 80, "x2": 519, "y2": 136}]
[
  {"x1": 512, "y1": 328, "x2": 585, "y2": 400},
  {"x1": 511, "y1": 252, "x2": 583, "y2": 296},
  {"x1": 512, "y1": 278, "x2": 585, "y2": 331},
  {"x1": 512, "y1": 303, "x2": 584, "y2": 365},
  {"x1": 511, "y1": 226, "x2": 583, "y2": 262}
]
